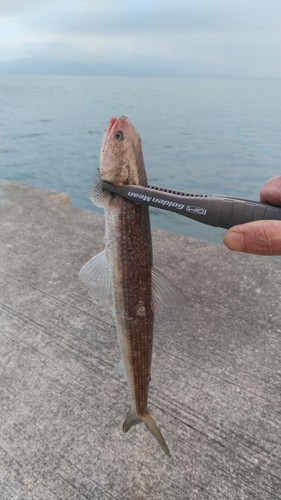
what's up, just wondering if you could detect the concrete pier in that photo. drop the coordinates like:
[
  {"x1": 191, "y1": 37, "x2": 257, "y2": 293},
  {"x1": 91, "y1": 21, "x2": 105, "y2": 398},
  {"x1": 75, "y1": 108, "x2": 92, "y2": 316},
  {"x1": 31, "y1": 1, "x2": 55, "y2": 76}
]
[{"x1": 0, "y1": 178, "x2": 280, "y2": 499}]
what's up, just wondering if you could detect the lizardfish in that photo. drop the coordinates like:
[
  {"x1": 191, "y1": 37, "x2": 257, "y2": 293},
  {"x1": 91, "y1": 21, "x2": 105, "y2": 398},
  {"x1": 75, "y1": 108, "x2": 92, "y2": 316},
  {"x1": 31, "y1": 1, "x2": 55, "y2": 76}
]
[{"x1": 79, "y1": 116, "x2": 187, "y2": 456}]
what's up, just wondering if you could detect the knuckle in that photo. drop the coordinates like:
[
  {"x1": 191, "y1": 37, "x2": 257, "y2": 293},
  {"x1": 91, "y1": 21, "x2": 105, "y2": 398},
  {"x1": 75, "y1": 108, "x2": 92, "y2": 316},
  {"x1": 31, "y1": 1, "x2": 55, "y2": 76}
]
[
  {"x1": 255, "y1": 226, "x2": 272, "y2": 255},
  {"x1": 253, "y1": 224, "x2": 280, "y2": 256}
]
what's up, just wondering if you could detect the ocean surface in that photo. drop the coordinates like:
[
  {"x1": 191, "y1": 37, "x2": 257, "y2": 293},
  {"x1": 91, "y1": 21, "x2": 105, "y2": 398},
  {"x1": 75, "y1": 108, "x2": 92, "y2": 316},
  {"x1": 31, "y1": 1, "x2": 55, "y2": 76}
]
[{"x1": 1, "y1": 75, "x2": 280, "y2": 244}]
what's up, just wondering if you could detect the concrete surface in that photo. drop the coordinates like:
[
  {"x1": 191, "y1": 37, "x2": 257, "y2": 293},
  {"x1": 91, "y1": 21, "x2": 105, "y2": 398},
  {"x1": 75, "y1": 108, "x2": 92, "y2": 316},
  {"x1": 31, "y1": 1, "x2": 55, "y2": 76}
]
[{"x1": 0, "y1": 178, "x2": 280, "y2": 500}]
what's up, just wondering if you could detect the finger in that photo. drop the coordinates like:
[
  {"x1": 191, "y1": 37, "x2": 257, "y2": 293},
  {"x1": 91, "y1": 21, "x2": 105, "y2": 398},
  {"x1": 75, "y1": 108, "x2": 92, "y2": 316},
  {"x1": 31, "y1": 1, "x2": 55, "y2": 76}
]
[
  {"x1": 223, "y1": 220, "x2": 281, "y2": 255},
  {"x1": 260, "y1": 176, "x2": 281, "y2": 205}
]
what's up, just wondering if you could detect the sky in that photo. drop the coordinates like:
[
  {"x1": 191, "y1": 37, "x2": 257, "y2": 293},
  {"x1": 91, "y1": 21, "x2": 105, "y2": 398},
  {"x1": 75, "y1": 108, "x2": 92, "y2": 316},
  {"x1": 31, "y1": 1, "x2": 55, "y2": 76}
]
[{"x1": 1, "y1": 0, "x2": 280, "y2": 78}]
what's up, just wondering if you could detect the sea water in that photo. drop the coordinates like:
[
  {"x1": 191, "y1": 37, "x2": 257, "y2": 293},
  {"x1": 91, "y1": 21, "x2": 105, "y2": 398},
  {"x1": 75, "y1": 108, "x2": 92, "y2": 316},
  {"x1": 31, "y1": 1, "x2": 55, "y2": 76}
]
[{"x1": 1, "y1": 75, "x2": 280, "y2": 243}]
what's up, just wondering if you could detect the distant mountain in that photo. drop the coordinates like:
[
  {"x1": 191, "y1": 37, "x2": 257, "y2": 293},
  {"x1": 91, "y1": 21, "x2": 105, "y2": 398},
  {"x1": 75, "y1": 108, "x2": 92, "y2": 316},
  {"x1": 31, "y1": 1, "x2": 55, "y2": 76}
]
[{"x1": 0, "y1": 57, "x2": 179, "y2": 77}]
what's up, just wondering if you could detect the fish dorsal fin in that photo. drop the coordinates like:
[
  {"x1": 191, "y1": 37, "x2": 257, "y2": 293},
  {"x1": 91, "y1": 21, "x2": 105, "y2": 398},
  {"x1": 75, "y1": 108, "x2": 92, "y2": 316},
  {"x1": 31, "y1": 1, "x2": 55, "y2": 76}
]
[
  {"x1": 79, "y1": 250, "x2": 110, "y2": 302},
  {"x1": 152, "y1": 267, "x2": 189, "y2": 309}
]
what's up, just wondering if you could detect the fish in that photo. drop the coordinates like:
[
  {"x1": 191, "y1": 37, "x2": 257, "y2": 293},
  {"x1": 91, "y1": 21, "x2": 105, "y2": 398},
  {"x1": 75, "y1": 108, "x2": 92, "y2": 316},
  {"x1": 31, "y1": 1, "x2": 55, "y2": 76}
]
[{"x1": 79, "y1": 116, "x2": 187, "y2": 457}]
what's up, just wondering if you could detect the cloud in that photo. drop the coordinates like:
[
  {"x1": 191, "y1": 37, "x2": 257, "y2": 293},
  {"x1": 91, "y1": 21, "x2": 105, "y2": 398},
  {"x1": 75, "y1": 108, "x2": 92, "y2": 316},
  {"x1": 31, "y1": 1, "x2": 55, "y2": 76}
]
[
  {"x1": 0, "y1": 0, "x2": 280, "y2": 78},
  {"x1": 3, "y1": 0, "x2": 280, "y2": 35},
  {"x1": 1, "y1": 0, "x2": 48, "y2": 14}
]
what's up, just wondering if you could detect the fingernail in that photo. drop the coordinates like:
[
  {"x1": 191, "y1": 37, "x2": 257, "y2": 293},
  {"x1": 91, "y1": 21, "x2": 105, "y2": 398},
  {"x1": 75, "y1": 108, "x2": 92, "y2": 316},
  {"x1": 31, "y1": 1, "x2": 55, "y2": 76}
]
[{"x1": 224, "y1": 231, "x2": 245, "y2": 251}]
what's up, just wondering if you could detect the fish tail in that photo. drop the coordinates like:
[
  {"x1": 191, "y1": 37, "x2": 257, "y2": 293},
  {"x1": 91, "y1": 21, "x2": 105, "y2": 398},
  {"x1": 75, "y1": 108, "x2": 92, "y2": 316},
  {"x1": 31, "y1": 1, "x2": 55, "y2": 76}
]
[{"x1": 123, "y1": 408, "x2": 170, "y2": 457}]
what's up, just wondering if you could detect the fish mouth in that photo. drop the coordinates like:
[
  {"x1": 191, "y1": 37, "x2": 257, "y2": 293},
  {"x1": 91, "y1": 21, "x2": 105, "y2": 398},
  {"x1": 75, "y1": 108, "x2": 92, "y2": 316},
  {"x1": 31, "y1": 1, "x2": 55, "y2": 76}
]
[
  {"x1": 100, "y1": 117, "x2": 118, "y2": 158},
  {"x1": 107, "y1": 117, "x2": 118, "y2": 133},
  {"x1": 105, "y1": 117, "x2": 118, "y2": 141}
]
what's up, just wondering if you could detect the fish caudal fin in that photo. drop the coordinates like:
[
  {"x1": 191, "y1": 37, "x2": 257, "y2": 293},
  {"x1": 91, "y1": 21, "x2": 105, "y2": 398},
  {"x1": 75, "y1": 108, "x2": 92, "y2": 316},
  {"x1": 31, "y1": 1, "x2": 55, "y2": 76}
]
[{"x1": 123, "y1": 408, "x2": 171, "y2": 457}]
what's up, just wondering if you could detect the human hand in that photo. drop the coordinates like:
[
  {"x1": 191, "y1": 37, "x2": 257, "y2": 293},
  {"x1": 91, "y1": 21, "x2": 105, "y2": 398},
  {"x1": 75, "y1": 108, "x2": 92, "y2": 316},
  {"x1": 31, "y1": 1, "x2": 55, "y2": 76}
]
[{"x1": 223, "y1": 176, "x2": 281, "y2": 255}]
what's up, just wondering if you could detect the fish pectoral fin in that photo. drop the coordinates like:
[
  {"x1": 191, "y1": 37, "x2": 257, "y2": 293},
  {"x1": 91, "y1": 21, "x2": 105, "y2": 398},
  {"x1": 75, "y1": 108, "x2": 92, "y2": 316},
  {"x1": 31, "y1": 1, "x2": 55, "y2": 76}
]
[
  {"x1": 79, "y1": 250, "x2": 110, "y2": 302},
  {"x1": 152, "y1": 267, "x2": 190, "y2": 309},
  {"x1": 89, "y1": 177, "x2": 108, "y2": 208},
  {"x1": 123, "y1": 408, "x2": 171, "y2": 457}
]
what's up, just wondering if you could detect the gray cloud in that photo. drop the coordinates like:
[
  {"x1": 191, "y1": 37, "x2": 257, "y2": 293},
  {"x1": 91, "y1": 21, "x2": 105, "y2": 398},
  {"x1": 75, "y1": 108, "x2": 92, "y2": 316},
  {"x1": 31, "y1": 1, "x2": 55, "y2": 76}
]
[
  {"x1": 15, "y1": 0, "x2": 280, "y2": 36},
  {"x1": 1, "y1": 0, "x2": 280, "y2": 78},
  {"x1": 0, "y1": 0, "x2": 277, "y2": 31},
  {"x1": 1, "y1": 0, "x2": 49, "y2": 14}
]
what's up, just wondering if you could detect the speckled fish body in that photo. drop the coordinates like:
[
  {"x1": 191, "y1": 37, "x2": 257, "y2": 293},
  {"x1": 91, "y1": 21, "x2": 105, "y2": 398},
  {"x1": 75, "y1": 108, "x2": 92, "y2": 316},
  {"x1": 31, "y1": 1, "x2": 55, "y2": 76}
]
[{"x1": 80, "y1": 116, "x2": 187, "y2": 456}]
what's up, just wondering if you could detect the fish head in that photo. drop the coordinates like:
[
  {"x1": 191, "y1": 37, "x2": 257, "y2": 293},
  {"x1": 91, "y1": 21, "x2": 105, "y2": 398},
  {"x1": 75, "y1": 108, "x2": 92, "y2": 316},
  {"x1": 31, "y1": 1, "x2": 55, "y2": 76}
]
[{"x1": 99, "y1": 116, "x2": 147, "y2": 187}]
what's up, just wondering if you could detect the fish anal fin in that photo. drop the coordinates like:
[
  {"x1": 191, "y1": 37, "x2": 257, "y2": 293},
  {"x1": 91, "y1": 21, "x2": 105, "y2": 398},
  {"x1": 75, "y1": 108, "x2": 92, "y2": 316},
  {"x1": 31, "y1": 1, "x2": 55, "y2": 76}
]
[
  {"x1": 152, "y1": 267, "x2": 190, "y2": 309},
  {"x1": 115, "y1": 359, "x2": 128, "y2": 381},
  {"x1": 123, "y1": 408, "x2": 171, "y2": 457}
]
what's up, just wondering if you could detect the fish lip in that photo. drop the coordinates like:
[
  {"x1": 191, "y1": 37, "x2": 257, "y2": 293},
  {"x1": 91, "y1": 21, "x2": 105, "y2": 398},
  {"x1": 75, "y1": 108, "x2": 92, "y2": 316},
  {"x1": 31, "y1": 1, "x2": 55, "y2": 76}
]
[
  {"x1": 107, "y1": 117, "x2": 118, "y2": 132},
  {"x1": 101, "y1": 117, "x2": 118, "y2": 158}
]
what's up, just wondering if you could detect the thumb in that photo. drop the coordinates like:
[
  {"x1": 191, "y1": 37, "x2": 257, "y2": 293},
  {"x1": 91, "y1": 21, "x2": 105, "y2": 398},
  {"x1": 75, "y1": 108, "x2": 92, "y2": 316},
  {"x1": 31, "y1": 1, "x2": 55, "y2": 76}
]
[{"x1": 223, "y1": 220, "x2": 281, "y2": 255}]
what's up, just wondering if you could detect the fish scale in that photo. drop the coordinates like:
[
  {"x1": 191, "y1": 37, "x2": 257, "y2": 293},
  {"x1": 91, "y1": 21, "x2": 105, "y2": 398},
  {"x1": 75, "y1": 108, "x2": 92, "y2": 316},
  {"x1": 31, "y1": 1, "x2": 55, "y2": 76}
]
[{"x1": 107, "y1": 198, "x2": 153, "y2": 412}]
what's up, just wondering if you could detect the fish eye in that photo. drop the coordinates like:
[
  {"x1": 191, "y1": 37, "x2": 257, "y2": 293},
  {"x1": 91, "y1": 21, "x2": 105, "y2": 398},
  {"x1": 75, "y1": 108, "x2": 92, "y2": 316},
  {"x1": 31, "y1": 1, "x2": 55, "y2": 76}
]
[{"x1": 115, "y1": 130, "x2": 124, "y2": 141}]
